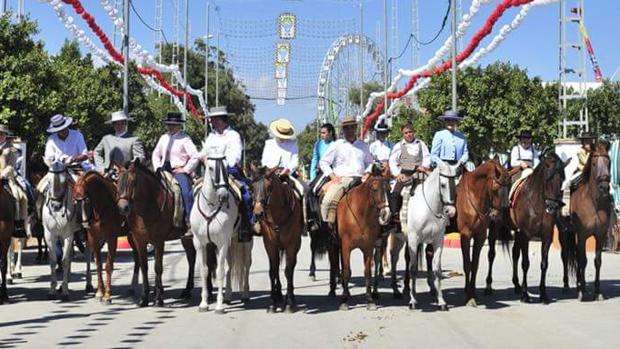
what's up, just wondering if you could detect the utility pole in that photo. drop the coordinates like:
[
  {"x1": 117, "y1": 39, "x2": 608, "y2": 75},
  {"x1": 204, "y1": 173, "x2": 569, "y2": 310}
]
[
  {"x1": 215, "y1": 30, "x2": 220, "y2": 107},
  {"x1": 183, "y1": 0, "x2": 189, "y2": 114},
  {"x1": 0, "y1": 1, "x2": 7, "y2": 15},
  {"x1": 359, "y1": 1, "x2": 364, "y2": 119},
  {"x1": 205, "y1": 2, "x2": 211, "y2": 138},
  {"x1": 17, "y1": 0, "x2": 22, "y2": 21},
  {"x1": 122, "y1": 0, "x2": 130, "y2": 115},
  {"x1": 383, "y1": 0, "x2": 388, "y2": 119},
  {"x1": 451, "y1": 0, "x2": 457, "y2": 112}
]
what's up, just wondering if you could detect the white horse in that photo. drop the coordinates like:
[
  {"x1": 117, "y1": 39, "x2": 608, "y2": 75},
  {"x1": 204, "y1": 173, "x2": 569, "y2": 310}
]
[
  {"x1": 406, "y1": 160, "x2": 459, "y2": 311},
  {"x1": 41, "y1": 162, "x2": 83, "y2": 300},
  {"x1": 191, "y1": 152, "x2": 252, "y2": 313}
]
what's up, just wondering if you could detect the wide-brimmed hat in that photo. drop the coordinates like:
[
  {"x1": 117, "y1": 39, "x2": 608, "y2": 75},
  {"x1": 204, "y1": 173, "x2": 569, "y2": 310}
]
[
  {"x1": 47, "y1": 114, "x2": 73, "y2": 133},
  {"x1": 207, "y1": 106, "x2": 234, "y2": 118},
  {"x1": 164, "y1": 112, "x2": 186, "y2": 125},
  {"x1": 269, "y1": 118, "x2": 296, "y2": 140},
  {"x1": 516, "y1": 130, "x2": 533, "y2": 139},
  {"x1": 0, "y1": 124, "x2": 12, "y2": 135},
  {"x1": 105, "y1": 110, "x2": 134, "y2": 124},
  {"x1": 578, "y1": 131, "x2": 597, "y2": 140},
  {"x1": 437, "y1": 110, "x2": 462, "y2": 122},
  {"x1": 374, "y1": 119, "x2": 389, "y2": 132},
  {"x1": 341, "y1": 116, "x2": 359, "y2": 128}
]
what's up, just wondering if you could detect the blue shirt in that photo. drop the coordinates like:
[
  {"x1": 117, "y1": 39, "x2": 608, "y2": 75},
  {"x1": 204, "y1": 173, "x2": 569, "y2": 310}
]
[
  {"x1": 310, "y1": 139, "x2": 332, "y2": 180},
  {"x1": 430, "y1": 129, "x2": 469, "y2": 165}
]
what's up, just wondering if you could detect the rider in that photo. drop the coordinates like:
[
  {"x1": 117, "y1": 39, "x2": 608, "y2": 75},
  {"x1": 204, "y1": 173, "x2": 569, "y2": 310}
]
[
  {"x1": 510, "y1": 130, "x2": 539, "y2": 181},
  {"x1": 309, "y1": 123, "x2": 335, "y2": 181},
  {"x1": 576, "y1": 132, "x2": 597, "y2": 172},
  {"x1": 261, "y1": 118, "x2": 303, "y2": 191},
  {"x1": 94, "y1": 110, "x2": 145, "y2": 178},
  {"x1": 151, "y1": 112, "x2": 200, "y2": 229},
  {"x1": 388, "y1": 122, "x2": 430, "y2": 231},
  {"x1": 319, "y1": 115, "x2": 373, "y2": 227},
  {"x1": 203, "y1": 106, "x2": 254, "y2": 243},
  {"x1": 43, "y1": 114, "x2": 94, "y2": 176},
  {"x1": 430, "y1": 110, "x2": 469, "y2": 181},
  {"x1": 0, "y1": 124, "x2": 28, "y2": 237},
  {"x1": 369, "y1": 118, "x2": 393, "y2": 163}
]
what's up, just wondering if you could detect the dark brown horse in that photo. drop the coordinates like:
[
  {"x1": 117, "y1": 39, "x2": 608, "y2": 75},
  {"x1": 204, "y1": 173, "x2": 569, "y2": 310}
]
[
  {"x1": 336, "y1": 164, "x2": 391, "y2": 310},
  {"x1": 115, "y1": 160, "x2": 196, "y2": 307},
  {"x1": 0, "y1": 183, "x2": 15, "y2": 304},
  {"x1": 252, "y1": 167, "x2": 304, "y2": 313},
  {"x1": 74, "y1": 171, "x2": 139, "y2": 304},
  {"x1": 456, "y1": 160, "x2": 513, "y2": 306},
  {"x1": 509, "y1": 150, "x2": 569, "y2": 303},
  {"x1": 560, "y1": 143, "x2": 612, "y2": 301}
]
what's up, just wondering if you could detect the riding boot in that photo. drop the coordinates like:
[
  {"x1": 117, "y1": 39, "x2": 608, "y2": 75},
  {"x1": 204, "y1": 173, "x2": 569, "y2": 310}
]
[{"x1": 238, "y1": 203, "x2": 254, "y2": 243}]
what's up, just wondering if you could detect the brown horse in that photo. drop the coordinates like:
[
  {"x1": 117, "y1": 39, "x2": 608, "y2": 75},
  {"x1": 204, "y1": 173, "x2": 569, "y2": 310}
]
[
  {"x1": 509, "y1": 150, "x2": 568, "y2": 303},
  {"x1": 0, "y1": 182, "x2": 15, "y2": 304},
  {"x1": 252, "y1": 167, "x2": 304, "y2": 313},
  {"x1": 115, "y1": 160, "x2": 196, "y2": 307},
  {"x1": 456, "y1": 160, "x2": 513, "y2": 306},
  {"x1": 560, "y1": 143, "x2": 612, "y2": 301},
  {"x1": 336, "y1": 164, "x2": 391, "y2": 310},
  {"x1": 74, "y1": 171, "x2": 139, "y2": 304}
]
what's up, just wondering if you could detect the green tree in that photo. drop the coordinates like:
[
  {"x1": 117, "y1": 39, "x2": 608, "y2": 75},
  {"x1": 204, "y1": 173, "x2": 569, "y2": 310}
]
[
  {"x1": 588, "y1": 80, "x2": 620, "y2": 136},
  {"x1": 348, "y1": 81, "x2": 384, "y2": 107}
]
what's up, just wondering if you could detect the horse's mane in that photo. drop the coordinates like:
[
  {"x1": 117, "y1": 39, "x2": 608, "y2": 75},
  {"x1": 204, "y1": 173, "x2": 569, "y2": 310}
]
[
  {"x1": 133, "y1": 161, "x2": 162, "y2": 184},
  {"x1": 528, "y1": 152, "x2": 562, "y2": 194},
  {"x1": 81, "y1": 171, "x2": 117, "y2": 195}
]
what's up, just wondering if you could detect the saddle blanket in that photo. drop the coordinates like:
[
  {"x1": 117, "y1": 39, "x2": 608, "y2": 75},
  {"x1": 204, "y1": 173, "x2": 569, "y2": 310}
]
[{"x1": 509, "y1": 170, "x2": 532, "y2": 208}]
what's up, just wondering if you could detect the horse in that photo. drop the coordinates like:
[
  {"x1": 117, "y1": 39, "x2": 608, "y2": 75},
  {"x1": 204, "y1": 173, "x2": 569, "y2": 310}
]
[
  {"x1": 73, "y1": 171, "x2": 139, "y2": 304},
  {"x1": 252, "y1": 166, "x2": 304, "y2": 313},
  {"x1": 336, "y1": 164, "x2": 391, "y2": 311},
  {"x1": 456, "y1": 160, "x2": 513, "y2": 306},
  {"x1": 191, "y1": 153, "x2": 252, "y2": 313},
  {"x1": 115, "y1": 160, "x2": 196, "y2": 307},
  {"x1": 560, "y1": 143, "x2": 612, "y2": 301},
  {"x1": 405, "y1": 160, "x2": 459, "y2": 311},
  {"x1": 28, "y1": 151, "x2": 50, "y2": 264},
  {"x1": 0, "y1": 182, "x2": 15, "y2": 304},
  {"x1": 508, "y1": 150, "x2": 569, "y2": 303}
]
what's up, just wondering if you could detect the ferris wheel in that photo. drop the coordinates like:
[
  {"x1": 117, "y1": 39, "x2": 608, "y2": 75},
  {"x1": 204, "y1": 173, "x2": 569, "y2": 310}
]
[{"x1": 317, "y1": 34, "x2": 385, "y2": 125}]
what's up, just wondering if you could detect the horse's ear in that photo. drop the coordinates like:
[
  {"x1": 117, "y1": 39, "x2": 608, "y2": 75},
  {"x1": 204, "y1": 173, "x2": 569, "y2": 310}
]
[{"x1": 381, "y1": 161, "x2": 391, "y2": 178}]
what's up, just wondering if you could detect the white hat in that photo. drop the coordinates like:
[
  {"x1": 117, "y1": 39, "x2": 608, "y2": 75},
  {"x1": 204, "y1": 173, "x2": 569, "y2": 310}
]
[
  {"x1": 46, "y1": 114, "x2": 73, "y2": 133},
  {"x1": 269, "y1": 118, "x2": 296, "y2": 140},
  {"x1": 207, "y1": 106, "x2": 234, "y2": 118},
  {"x1": 106, "y1": 111, "x2": 134, "y2": 124}
]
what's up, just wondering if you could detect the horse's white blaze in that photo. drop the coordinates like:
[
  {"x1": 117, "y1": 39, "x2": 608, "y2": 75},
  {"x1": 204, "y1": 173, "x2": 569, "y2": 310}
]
[{"x1": 378, "y1": 190, "x2": 392, "y2": 225}]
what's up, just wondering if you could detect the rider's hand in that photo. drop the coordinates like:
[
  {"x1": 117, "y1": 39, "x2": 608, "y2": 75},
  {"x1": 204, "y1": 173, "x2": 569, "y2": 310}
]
[
  {"x1": 329, "y1": 174, "x2": 341, "y2": 183},
  {"x1": 520, "y1": 161, "x2": 529, "y2": 169},
  {"x1": 396, "y1": 174, "x2": 407, "y2": 182},
  {"x1": 173, "y1": 167, "x2": 186, "y2": 174},
  {"x1": 280, "y1": 168, "x2": 290, "y2": 176},
  {"x1": 418, "y1": 166, "x2": 430, "y2": 174}
]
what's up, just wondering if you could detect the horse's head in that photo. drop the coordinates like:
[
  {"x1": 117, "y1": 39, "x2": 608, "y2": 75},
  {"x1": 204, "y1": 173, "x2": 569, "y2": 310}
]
[
  {"x1": 436, "y1": 160, "x2": 459, "y2": 218},
  {"x1": 588, "y1": 142, "x2": 611, "y2": 197},
  {"x1": 486, "y1": 160, "x2": 512, "y2": 219},
  {"x1": 539, "y1": 150, "x2": 569, "y2": 213},
  {"x1": 204, "y1": 152, "x2": 230, "y2": 204},
  {"x1": 48, "y1": 161, "x2": 69, "y2": 210},
  {"x1": 116, "y1": 160, "x2": 138, "y2": 216},
  {"x1": 251, "y1": 166, "x2": 279, "y2": 222},
  {"x1": 367, "y1": 168, "x2": 392, "y2": 226}
]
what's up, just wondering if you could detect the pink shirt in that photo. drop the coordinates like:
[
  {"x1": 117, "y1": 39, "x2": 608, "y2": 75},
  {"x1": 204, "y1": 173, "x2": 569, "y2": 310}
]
[{"x1": 152, "y1": 131, "x2": 200, "y2": 173}]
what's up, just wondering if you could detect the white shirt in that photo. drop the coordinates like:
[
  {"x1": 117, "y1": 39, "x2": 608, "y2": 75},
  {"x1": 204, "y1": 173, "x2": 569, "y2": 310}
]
[
  {"x1": 369, "y1": 140, "x2": 392, "y2": 162},
  {"x1": 44, "y1": 129, "x2": 94, "y2": 170},
  {"x1": 389, "y1": 139, "x2": 431, "y2": 176},
  {"x1": 261, "y1": 138, "x2": 299, "y2": 173},
  {"x1": 510, "y1": 144, "x2": 539, "y2": 168},
  {"x1": 203, "y1": 126, "x2": 243, "y2": 168},
  {"x1": 151, "y1": 131, "x2": 200, "y2": 173},
  {"x1": 319, "y1": 139, "x2": 373, "y2": 178}
]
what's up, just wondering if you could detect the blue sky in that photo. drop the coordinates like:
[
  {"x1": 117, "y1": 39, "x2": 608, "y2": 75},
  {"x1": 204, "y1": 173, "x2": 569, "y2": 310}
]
[{"x1": 14, "y1": 0, "x2": 620, "y2": 130}]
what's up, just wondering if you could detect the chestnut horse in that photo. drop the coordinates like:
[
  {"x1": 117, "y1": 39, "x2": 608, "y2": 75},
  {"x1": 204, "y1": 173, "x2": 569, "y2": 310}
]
[
  {"x1": 74, "y1": 171, "x2": 139, "y2": 304},
  {"x1": 509, "y1": 150, "x2": 569, "y2": 303},
  {"x1": 0, "y1": 182, "x2": 15, "y2": 304},
  {"x1": 456, "y1": 160, "x2": 513, "y2": 306},
  {"x1": 336, "y1": 164, "x2": 391, "y2": 310},
  {"x1": 561, "y1": 143, "x2": 612, "y2": 301},
  {"x1": 252, "y1": 167, "x2": 304, "y2": 313},
  {"x1": 115, "y1": 160, "x2": 196, "y2": 307}
]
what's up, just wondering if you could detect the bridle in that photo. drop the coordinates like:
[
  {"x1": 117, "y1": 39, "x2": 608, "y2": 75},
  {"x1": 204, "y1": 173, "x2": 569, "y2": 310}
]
[
  {"x1": 422, "y1": 170, "x2": 457, "y2": 219},
  {"x1": 466, "y1": 165, "x2": 511, "y2": 222},
  {"x1": 196, "y1": 156, "x2": 230, "y2": 242},
  {"x1": 254, "y1": 169, "x2": 296, "y2": 232},
  {"x1": 542, "y1": 155, "x2": 566, "y2": 214},
  {"x1": 46, "y1": 167, "x2": 75, "y2": 219},
  {"x1": 345, "y1": 175, "x2": 390, "y2": 230}
]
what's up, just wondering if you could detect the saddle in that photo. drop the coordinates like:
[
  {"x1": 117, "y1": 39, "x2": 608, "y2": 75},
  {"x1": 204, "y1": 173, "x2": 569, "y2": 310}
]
[
  {"x1": 509, "y1": 176, "x2": 528, "y2": 208},
  {"x1": 159, "y1": 171, "x2": 185, "y2": 229},
  {"x1": 192, "y1": 176, "x2": 242, "y2": 204}
]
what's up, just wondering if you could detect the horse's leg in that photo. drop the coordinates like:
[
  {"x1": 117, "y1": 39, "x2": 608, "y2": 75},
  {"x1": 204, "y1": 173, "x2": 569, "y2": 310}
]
[
  {"x1": 83, "y1": 234, "x2": 94, "y2": 294},
  {"x1": 485, "y1": 226, "x2": 497, "y2": 295},
  {"x1": 153, "y1": 241, "x2": 165, "y2": 307},
  {"x1": 44, "y1": 231, "x2": 57, "y2": 299},
  {"x1": 179, "y1": 237, "x2": 196, "y2": 299},
  {"x1": 224, "y1": 243, "x2": 233, "y2": 304},
  {"x1": 35, "y1": 235, "x2": 43, "y2": 264},
  {"x1": 0, "y1": 243, "x2": 7, "y2": 303},
  {"x1": 560, "y1": 228, "x2": 571, "y2": 294},
  {"x1": 519, "y1": 237, "x2": 531, "y2": 303},
  {"x1": 89, "y1": 233, "x2": 104, "y2": 301},
  {"x1": 206, "y1": 243, "x2": 215, "y2": 303},
  {"x1": 425, "y1": 244, "x2": 435, "y2": 297},
  {"x1": 539, "y1": 235, "x2": 552, "y2": 304},
  {"x1": 60, "y1": 235, "x2": 73, "y2": 301},
  {"x1": 576, "y1": 235, "x2": 588, "y2": 301},
  {"x1": 408, "y1": 239, "x2": 420, "y2": 310},
  {"x1": 390, "y1": 234, "x2": 405, "y2": 299},
  {"x1": 284, "y1": 245, "x2": 298, "y2": 313},
  {"x1": 242, "y1": 241, "x2": 252, "y2": 302},
  {"x1": 309, "y1": 236, "x2": 316, "y2": 281},
  {"x1": 5, "y1": 245, "x2": 12, "y2": 285},
  {"x1": 460, "y1": 235, "x2": 474, "y2": 306},
  {"x1": 469, "y1": 234, "x2": 485, "y2": 306},
  {"x1": 104, "y1": 236, "x2": 118, "y2": 304},
  {"x1": 197, "y1": 242, "x2": 209, "y2": 312},
  {"x1": 372, "y1": 237, "x2": 384, "y2": 299},
  {"x1": 327, "y1": 239, "x2": 339, "y2": 297},
  {"x1": 339, "y1": 242, "x2": 352, "y2": 311},
  {"x1": 594, "y1": 235, "x2": 605, "y2": 301},
  {"x1": 133, "y1": 237, "x2": 150, "y2": 307},
  {"x1": 127, "y1": 235, "x2": 140, "y2": 297},
  {"x1": 14, "y1": 238, "x2": 24, "y2": 278},
  {"x1": 433, "y1": 238, "x2": 448, "y2": 311},
  {"x1": 214, "y1": 242, "x2": 229, "y2": 314},
  {"x1": 402, "y1": 242, "x2": 410, "y2": 296},
  {"x1": 512, "y1": 232, "x2": 522, "y2": 293},
  {"x1": 364, "y1": 248, "x2": 377, "y2": 311}
]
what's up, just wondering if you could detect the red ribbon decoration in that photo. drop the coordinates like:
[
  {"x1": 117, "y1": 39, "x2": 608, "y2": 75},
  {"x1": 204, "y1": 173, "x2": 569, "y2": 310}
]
[
  {"x1": 361, "y1": 0, "x2": 535, "y2": 135},
  {"x1": 61, "y1": 0, "x2": 204, "y2": 121}
]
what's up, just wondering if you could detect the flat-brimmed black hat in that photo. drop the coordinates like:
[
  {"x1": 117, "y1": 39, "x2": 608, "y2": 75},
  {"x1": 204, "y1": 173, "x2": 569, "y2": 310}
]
[
  {"x1": 438, "y1": 110, "x2": 462, "y2": 121},
  {"x1": 577, "y1": 131, "x2": 597, "y2": 140},
  {"x1": 516, "y1": 130, "x2": 533, "y2": 139},
  {"x1": 164, "y1": 112, "x2": 186, "y2": 125}
]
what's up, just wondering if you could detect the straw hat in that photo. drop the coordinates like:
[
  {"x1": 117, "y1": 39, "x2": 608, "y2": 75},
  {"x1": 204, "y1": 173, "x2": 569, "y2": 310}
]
[
  {"x1": 46, "y1": 114, "x2": 73, "y2": 133},
  {"x1": 269, "y1": 118, "x2": 296, "y2": 140},
  {"x1": 105, "y1": 110, "x2": 134, "y2": 124},
  {"x1": 341, "y1": 115, "x2": 359, "y2": 127}
]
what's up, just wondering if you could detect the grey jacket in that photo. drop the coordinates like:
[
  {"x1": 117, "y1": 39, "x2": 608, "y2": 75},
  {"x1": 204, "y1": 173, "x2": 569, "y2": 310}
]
[{"x1": 94, "y1": 133, "x2": 145, "y2": 172}]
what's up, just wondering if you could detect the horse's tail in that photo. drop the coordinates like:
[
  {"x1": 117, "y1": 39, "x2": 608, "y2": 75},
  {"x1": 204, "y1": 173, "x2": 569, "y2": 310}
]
[
  {"x1": 310, "y1": 223, "x2": 331, "y2": 258},
  {"x1": 558, "y1": 216, "x2": 578, "y2": 276},
  {"x1": 495, "y1": 221, "x2": 513, "y2": 255},
  {"x1": 207, "y1": 242, "x2": 217, "y2": 281},
  {"x1": 229, "y1": 237, "x2": 252, "y2": 292}
]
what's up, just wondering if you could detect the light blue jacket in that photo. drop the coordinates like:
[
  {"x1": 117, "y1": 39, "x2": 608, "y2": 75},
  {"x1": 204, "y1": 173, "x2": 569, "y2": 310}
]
[
  {"x1": 310, "y1": 139, "x2": 332, "y2": 180},
  {"x1": 430, "y1": 129, "x2": 469, "y2": 165}
]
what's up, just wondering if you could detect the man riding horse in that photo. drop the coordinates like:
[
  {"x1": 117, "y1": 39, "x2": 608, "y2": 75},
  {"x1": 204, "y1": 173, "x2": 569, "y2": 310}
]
[
  {"x1": 0, "y1": 124, "x2": 28, "y2": 237},
  {"x1": 94, "y1": 110, "x2": 145, "y2": 178},
  {"x1": 203, "y1": 106, "x2": 254, "y2": 243},
  {"x1": 369, "y1": 119, "x2": 393, "y2": 163},
  {"x1": 430, "y1": 110, "x2": 469, "y2": 172},
  {"x1": 43, "y1": 114, "x2": 94, "y2": 177},
  {"x1": 319, "y1": 116, "x2": 373, "y2": 229},
  {"x1": 510, "y1": 130, "x2": 539, "y2": 182},
  {"x1": 261, "y1": 118, "x2": 303, "y2": 195}
]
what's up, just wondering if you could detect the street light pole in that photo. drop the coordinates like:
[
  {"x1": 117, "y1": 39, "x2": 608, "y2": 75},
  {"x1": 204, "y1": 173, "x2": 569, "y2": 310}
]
[
  {"x1": 383, "y1": 0, "x2": 388, "y2": 121},
  {"x1": 215, "y1": 30, "x2": 220, "y2": 107},
  {"x1": 122, "y1": 0, "x2": 130, "y2": 115},
  {"x1": 451, "y1": 0, "x2": 458, "y2": 112},
  {"x1": 204, "y1": 2, "x2": 210, "y2": 138},
  {"x1": 183, "y1": 0, "x2": 189, "y2": 114}
]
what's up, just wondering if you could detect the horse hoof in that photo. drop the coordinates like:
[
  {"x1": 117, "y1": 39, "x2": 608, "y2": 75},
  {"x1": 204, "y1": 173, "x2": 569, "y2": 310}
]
[
  {"x1": 85, "y1": 284, "x2": 94, "y2": 293},
  {"x1": 214, "y1": 308, "x2": 225, "y2": 315},
  {"x1": 439, "y1": 304, "x2": 449, "y2": 311},
  {"x1": 328, "y1": 290, "x2": 336, "y2": 297},
  {"x1": 408, "y1": 303, "x2": 420, "y2": 311},
  {"x1": 155, "y1": 300, "x2": 164, "y2": 307},
  {"x1": 284, "y1": 304, "x2": 296, "y2": 314},
  {"x1": 520, "y1": 294, "x2": 531, "y2": 303},
  {"x1": 339, "y1": 302, "x2": 349, "y2": 311},
  {"x1": 267, "y1": 305, "x2": 276, "y2": 314},
  {"x1": 577, "y1": 291, "x2": 587, "y2": 302},
  {"x1": 465, "y1": 298, "x2": 477, "y2": 307},
  {"x1": 595, "y1": 293, "x2": 605, "y2": 302},
  {"x1": 198, "y1": 305, "x2": 209, "y2": 312},
  {"x1": 138, "y1": 298, "x2": 149, "y2": 307},
  {"x1": 540, "y1": 296, "x2": 551, "y2": 305},
  {"x1": 484, "y1": 288, "x2": 493, "y2": 296},
  {"x1": 366, "y1": 303, "x2": 378, "y2": 311},
  {"x1": 309, "y1": 275, "x2": 317, "y2": 282},
  {"x1": 104, "y1": 298, "x2": 112, "y2": 305}
]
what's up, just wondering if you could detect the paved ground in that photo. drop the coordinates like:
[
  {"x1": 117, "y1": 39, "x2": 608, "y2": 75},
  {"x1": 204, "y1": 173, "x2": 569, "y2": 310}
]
[{"x1": 1, "y1": 237, "x2": 619, "y2": 349}]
